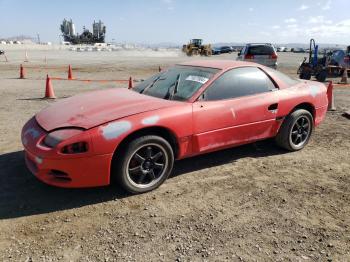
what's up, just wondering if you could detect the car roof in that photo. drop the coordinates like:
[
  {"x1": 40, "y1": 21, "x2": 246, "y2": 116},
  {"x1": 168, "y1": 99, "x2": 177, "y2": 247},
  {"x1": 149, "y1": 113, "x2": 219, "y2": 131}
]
[
  {"x1": 246, "y1": 43, "x2": 273, "y2": 46},
  {"x1": 177, "y1": 60, "x2": 258, "y2": 70}
]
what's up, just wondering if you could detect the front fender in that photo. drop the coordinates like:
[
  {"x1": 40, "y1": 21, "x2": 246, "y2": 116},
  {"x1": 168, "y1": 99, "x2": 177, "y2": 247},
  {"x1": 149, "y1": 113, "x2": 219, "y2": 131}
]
[{"x1": 89, "y1": 103, "x2": 194, "y2": 157}]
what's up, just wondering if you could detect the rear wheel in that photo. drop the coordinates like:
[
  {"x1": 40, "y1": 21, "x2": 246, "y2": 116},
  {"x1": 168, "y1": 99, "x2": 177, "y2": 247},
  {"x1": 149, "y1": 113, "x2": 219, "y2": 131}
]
[
  {"x1": 275, "y1": 109, "x2": 313, "y2": 151},
  {"x1": 316, "y1": 70, "x2": 327, "y2": 82},
  {"x1": 114, "y1": 135, "x2": 174, "y2": 194},
  {"x1": 299, "y1": 69, "x2": 312, "y2": 80}
]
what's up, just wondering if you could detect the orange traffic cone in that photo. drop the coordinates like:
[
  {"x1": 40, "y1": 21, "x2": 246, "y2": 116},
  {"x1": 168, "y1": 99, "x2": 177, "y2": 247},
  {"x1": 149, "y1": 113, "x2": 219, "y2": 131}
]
[
  {"x1": 68, "y1": 65, "x2": 73, "y2": 80},
  {"x1": 339, "y1": 68, "x2": 348, "y2": 84},
  {"x1": 128, "y1": 76, "x2": 134, "y2": 89},
  {"x1": 24, "y1": 51, "x2": 29, "y2": 62},
  {"x1": 19, "y1": 64, "x2": 25, "y2": 79},
  {"x1": 44, "y1": 75, "x2": 56, "y2": 99},
  {"x1": 327, "y1": 81, "x2": 336, "y2": 111}
]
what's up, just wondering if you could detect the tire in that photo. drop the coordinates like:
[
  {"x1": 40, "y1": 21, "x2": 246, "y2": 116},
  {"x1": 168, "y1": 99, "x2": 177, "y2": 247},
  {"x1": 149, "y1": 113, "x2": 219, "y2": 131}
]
[
  {"x1": 275, "y1": 109, "x2": 313, "y2": 151},
  {"x1": 299, "y1": 70, "x2": 311, "y2": 80},
  {"x1": 316, "y1": 70, "x2": 327, "y2": 82},
  {"x1": 113, "y1": 135, "x2": 174, "y2": 194}
]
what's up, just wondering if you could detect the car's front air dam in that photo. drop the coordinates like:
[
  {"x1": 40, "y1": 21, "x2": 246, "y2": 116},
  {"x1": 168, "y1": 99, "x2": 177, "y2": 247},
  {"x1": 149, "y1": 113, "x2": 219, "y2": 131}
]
[{"x1": 24, "y1": 150, "x2": 113, "y2": 188}]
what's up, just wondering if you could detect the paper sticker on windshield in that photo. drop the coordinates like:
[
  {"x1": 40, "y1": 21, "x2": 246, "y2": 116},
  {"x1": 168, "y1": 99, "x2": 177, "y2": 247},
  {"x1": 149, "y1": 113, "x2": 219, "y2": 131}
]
[{"x1": 185, "y1": 75, "x2": 209, "y2": 84}]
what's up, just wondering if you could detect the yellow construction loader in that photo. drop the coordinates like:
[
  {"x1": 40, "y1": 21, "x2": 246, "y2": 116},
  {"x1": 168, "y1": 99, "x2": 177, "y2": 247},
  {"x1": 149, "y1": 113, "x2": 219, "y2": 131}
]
[{"x1": 182, "y1": 39, "x2": 212, "y2": 56}]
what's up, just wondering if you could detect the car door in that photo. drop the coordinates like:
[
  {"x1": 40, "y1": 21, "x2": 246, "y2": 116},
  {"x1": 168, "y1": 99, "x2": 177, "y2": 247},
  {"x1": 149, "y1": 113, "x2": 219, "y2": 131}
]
[{"x1": 192, "y1": 67, "x2": 280, "y2": 153}]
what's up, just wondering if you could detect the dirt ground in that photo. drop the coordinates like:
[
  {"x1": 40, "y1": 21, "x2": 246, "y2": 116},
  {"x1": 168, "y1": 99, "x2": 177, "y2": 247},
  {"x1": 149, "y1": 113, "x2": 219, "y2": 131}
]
[{"x1": 0, "y1": 50, "x2": 349, "y2": 261}]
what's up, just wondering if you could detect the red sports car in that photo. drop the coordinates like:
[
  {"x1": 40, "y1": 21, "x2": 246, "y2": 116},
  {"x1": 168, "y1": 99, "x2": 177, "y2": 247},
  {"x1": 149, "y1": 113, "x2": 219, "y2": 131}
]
[{"x1": 21, "y1": 61, "x2": 328, "y2": 193}]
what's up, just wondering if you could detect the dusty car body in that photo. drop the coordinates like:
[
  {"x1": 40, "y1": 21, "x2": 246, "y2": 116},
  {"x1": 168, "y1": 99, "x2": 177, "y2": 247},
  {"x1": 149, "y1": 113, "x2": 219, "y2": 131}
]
[{"x1": 22, "y1": 61, "x2": 328, "y2": 193}]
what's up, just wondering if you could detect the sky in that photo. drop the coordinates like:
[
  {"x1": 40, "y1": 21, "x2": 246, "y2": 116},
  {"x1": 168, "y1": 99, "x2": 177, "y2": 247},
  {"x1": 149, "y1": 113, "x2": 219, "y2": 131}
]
[{"x1": 0, "y1": 0, "x2": 349, "y2": 44}]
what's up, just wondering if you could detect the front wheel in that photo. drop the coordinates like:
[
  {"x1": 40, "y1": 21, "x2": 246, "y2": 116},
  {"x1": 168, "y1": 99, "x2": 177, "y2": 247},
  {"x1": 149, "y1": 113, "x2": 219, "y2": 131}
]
[
  {"x1": 113, "y1": 135, "x2": 174, "y2": 194},
  {"x1": 316, "y1": 70, "x2": 327, "y2": 82},
  {"x1": 275, "y1": 109, "x2": 314, "y2": 151}
]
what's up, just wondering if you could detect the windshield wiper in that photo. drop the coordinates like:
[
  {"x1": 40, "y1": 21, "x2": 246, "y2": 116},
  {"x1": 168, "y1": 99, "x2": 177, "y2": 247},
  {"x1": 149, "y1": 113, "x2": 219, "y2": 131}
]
[
  {"x1": 139, "y1": 75, "x2": 162, "y2": 94},
  {"x1": 165, "y1": 74, "x2": 181, "y2": 100}
]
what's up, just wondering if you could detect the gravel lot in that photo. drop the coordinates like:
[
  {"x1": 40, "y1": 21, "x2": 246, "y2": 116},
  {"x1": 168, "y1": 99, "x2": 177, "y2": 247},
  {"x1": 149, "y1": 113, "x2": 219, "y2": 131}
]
[{"x1": 0, "y1": 49, "x2": 349, "y2": 261}]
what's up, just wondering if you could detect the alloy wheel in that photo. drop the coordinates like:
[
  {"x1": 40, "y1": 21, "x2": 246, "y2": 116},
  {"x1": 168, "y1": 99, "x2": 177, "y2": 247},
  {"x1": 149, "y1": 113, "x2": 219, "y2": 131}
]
[
  {"x1": 289, "y1": 116, "x2": 311, "y2": 147},
  {"x1": 126, "y1": 143, "x2": 168, "y2": 189}
]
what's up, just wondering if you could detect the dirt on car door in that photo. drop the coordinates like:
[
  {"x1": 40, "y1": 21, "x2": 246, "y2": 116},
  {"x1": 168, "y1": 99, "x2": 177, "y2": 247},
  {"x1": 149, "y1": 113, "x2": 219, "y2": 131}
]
[{"x1": 191, "y1": 91, "x2": 280, "y2": 154}]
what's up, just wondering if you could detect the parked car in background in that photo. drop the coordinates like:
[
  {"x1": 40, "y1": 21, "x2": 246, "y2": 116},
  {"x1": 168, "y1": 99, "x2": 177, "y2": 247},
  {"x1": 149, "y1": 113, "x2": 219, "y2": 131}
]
[
  {"x1": 237, "y1": 43, "x2": 278, "y2": 68},
  {"x1": 212, "y1": 46, "x2": 234, "y2": 55},
  {"x1": 293, "y1": 48, "x2": 305, "y2": 53},
  {"x1": 212, "y1": 47, "x2": 221, "y2": 55},
  {"x1": 219, "y1": 46, "x2": 233, "y2": 54},
  {"x1": 277, "y1": 47, "x2": 286, "y2": 52}
]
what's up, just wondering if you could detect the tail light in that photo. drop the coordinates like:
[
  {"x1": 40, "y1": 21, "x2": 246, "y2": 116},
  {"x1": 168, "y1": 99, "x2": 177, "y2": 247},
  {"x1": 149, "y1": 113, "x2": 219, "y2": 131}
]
[
  {"x1": 244, "y1": 54, "x2": 254, "y2": 59},
  {"x1": 61, "y1": 142, "x2": 88, "y2": 154},
  {"x1": 270, "y1": 53, "x2": 278, "y2": 59}
]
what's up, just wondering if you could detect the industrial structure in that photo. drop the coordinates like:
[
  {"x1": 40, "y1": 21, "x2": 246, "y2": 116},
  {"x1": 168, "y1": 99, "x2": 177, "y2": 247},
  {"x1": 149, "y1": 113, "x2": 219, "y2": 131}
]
[{"x1": 60, "y1": 19, "x2": 106, "y2": 45}]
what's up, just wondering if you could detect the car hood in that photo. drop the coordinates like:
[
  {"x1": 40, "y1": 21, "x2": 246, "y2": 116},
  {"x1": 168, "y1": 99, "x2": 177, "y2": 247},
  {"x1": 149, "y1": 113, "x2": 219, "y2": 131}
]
[{"x1": 36, "y1": 88, "x2": 176, "y2": 131}]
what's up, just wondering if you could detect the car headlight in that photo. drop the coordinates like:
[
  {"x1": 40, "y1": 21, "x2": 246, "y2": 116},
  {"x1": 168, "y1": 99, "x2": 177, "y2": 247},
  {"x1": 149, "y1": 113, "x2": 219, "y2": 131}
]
[
  {"x1": 44, "y1": 129, "x2": 88, "y2": 154},
  {"x1": 43, "y1": 128, "x2": 84, "y2": 147}
]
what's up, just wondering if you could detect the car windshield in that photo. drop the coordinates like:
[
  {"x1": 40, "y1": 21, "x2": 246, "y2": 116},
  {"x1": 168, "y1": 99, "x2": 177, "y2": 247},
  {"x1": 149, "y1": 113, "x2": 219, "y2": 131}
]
[{"x1": 133, "y1": 66, "x2": 219, "y2": 101}]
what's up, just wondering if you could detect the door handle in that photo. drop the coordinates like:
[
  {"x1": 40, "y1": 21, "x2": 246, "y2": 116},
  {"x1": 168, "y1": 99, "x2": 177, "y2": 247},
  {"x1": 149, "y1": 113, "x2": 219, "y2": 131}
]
[{"x1": 268, "y1": 103, "x2": 278, "y2": 111}]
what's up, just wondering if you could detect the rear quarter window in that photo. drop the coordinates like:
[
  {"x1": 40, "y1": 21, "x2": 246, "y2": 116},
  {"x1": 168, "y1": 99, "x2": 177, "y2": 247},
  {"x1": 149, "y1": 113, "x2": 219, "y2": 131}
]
[{"x1": 264, "y1": 67, "x2": 300, "y2": 86}]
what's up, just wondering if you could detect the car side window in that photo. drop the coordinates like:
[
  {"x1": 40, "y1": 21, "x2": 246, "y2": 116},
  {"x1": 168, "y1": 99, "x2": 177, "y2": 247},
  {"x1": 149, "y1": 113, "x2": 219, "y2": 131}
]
[{"x1": 203, "y1": 67, "x2": 276, "y2": 101}]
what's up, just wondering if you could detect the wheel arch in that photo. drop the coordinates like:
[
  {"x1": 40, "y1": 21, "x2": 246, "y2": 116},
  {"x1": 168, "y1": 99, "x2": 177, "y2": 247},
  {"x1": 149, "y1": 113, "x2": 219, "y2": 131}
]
[
  {"x1": 290, "y1": 102, "x2": 316, "y2": 120},
  {"x1": 111, "y1": 125, "x2": 179, "y2": 165},
  {"x1": 277, "y1": 102, "x2": 316, "y2": 135}
]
